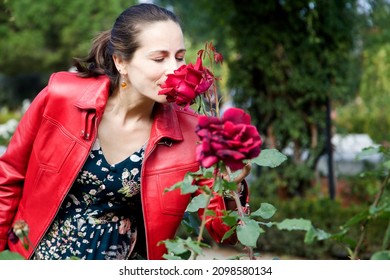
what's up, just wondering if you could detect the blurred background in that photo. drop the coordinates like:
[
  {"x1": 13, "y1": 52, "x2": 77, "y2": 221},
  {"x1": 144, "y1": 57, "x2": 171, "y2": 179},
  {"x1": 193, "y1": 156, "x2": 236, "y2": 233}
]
[{"x1": 1, "y1": 0, "x2": 389, "y2": 259}]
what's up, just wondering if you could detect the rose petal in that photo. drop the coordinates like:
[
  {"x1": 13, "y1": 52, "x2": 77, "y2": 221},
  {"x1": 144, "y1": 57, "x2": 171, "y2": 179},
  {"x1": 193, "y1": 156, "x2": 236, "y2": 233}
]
[{"x1": 222, "y1": 107, "x2": 251, "y2": 125}]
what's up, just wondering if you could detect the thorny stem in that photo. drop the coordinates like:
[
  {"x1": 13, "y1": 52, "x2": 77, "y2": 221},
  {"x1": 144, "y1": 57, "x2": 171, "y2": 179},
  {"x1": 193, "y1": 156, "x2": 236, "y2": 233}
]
[
  {"x1": 202, "y1": 42, "x2": 219, "y2": 118},
  {"x1": 351, "y1": 172, "x2": 390, "y2": 260},
  {"x1": 226, "y1": 164, "x2": 255, "y2": 260},
  {"x1": 196, "y1": 193, "x2": 213, "y2": 246},
  {"x1": 232, "y1": 190, "x2": 255, "y2": 260},
  {"x1": 189, "y1": 171, "x2": 217, "y2": 260}
]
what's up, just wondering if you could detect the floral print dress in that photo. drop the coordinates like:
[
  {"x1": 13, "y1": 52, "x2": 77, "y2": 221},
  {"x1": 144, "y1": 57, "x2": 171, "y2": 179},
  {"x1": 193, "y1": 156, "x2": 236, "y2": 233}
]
[{"x1": 32, "y1": 139, "x2": 145, "y2": 260}]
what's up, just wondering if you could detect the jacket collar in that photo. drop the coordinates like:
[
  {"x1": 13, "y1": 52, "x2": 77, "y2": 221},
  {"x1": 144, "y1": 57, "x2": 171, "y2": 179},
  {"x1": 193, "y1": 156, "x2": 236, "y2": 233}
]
[
  {"x1": 73, "y1": 75, "x2": 111, "y2": 117},
  {"x1": 150, "y1": 103, "x2": 184, "y2": 145}
]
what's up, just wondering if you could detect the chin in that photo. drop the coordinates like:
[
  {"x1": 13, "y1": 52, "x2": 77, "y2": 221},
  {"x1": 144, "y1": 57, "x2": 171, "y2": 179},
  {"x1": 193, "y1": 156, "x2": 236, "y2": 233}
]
[{"x1": 155, "y1": 96, "x2": 169, "y2": 104}]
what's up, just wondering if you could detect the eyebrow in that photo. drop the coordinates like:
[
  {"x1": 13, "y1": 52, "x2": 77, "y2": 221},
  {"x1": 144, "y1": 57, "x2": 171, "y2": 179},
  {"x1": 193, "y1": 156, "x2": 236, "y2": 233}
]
[{"x1": 148, "y1": 49, "x2": 186, "y2": 56}]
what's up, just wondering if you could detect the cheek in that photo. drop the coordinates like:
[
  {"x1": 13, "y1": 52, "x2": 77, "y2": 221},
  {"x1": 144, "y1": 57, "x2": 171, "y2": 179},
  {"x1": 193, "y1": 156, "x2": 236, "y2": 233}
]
[{"x1": 150, "y1": 68, "x2": 166, "y2": 82}]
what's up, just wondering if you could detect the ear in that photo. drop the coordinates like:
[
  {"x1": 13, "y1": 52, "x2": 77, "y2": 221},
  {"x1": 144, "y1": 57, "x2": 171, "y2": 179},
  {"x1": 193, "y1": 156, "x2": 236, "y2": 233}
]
[{"x1": 112, "y1": 54, "x2": 127, "y2": 74}]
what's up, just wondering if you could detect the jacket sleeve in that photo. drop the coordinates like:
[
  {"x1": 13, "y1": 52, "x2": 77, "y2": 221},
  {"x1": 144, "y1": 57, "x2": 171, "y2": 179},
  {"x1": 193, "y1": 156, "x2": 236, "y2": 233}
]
[
  {"x1": 195, "y1": 178, "x2": 249, "y2": 245},
  {"x1": 0, "y1": 86, "x2": 48, "y2": 251}
]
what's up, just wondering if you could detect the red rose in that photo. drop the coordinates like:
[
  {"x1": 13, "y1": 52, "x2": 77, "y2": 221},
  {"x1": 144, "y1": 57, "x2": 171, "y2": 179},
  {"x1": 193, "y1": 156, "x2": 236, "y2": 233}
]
[
  {"x1": 159, "y1": 56, "x2": 214, "y2": 107},
  {"x1": 195, "y1": 107, "x2": 262, "y2": 170}
]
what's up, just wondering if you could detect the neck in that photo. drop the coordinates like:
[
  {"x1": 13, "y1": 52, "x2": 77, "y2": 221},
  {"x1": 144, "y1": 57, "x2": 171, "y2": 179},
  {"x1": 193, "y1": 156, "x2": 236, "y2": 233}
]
[{"x1": 105, "y1": 89, "x2": 155, "y2": 126}]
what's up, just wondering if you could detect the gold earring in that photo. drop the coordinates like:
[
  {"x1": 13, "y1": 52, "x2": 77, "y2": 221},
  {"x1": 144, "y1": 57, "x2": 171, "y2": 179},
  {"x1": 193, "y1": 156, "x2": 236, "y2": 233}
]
[{"x1": 120, "y1": 72, "x2": 127, "y2": 88}]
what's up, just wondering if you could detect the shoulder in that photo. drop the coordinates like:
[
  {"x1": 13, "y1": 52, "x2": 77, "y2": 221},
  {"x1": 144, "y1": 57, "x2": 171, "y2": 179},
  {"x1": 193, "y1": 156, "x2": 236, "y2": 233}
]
[
  {"x1": 48, "y1": 71, "x2": 109, "y2": 85},
  {"x1": 46, "y1": 71, "x2": 110, "y2": 101}
]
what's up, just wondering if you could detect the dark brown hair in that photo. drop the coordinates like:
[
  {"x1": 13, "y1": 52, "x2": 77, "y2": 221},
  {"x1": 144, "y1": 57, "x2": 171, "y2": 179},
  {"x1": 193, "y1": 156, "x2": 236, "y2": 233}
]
[{"x1": 73, "y1": 3, "x2": 181, "y2": 92}]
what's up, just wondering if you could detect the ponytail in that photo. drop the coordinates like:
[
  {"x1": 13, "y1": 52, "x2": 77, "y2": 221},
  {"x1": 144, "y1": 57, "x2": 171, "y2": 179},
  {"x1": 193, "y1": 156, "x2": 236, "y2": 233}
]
[{"x1": 73, "y1": 30, "x2": 119, "y2": 91}]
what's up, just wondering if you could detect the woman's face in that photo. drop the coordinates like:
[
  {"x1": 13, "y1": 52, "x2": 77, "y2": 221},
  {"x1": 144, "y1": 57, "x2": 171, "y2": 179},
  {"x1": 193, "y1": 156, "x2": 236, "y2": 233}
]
[{"x1": 121, "y1": 20, "x2": 186, "y2": 103}]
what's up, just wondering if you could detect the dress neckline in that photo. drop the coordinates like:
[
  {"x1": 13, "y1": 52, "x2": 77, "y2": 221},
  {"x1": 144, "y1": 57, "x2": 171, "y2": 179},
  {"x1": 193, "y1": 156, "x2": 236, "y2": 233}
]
[{"x1": 93, "y1": 138, "x2": 147, "y2": 167}]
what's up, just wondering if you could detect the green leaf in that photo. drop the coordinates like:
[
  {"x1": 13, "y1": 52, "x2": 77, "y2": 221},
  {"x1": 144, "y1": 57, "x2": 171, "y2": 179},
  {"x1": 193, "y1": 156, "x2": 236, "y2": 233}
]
[
  {"x1": 315, "y1": 228, "x2": 332, "y2": 241},
  {"x1": 250, "y1": 203, "x2": 277, "y2": 219},
  {"x1": 176, "y1": 173, "x2": 199, "y2": 194},
  {"x1": 164, "y1": 181, "x2": 182, "y2": 193},
  {"x1": 189, "y1": 167, "x2": 215, "y2": 178},
  {"x1": 205, "y1": 209, "x2": 216, "y2": 216},
  {"x1": 258, "y1": 221, "x2": 274, "y2": 228},
  {"x1": 165, "y1": 173, "x2": 194, "y2": 193},
  {"x1": 356, "y1": 146, "x2": 380, "y2": 159},
  {"x1": 185, "y1": 238, "x2": 205, "y2": 255},
  {"x1": 276, "y1": 218, "x2": 312, "y2": 231},
  {"x1": 371, "y1": 251, "x2": 390, "y2": 260},
  {"x1": 251, "y1": 149, "x2": 287, "y2": 168},
  {"x1": 213, "y1": 178, "x2": 222, "y2": 192},
  {"x1": 222, "y1": 179, "x2": 239, "y2": 191},
  {"x1": 163, "y1": 254, "x2": 183, "y2": 260},
  {"x1": 181, "y1": 212, "x2": 201, "y2": 235},
  {"x1": 200, "y1": 167, "x2": 215, "y2": 179},
  {"x1": 222, "y1": 214, "x2": 238, "y2": 227},
  {"x1": 0, "y1": 250, "x2": 25, "y2": 260},
  {"x1": 304, "y1": 226, "x2": 317, "y2": 244},
  {"x1": 163, "y1": 239, "x2": 187, "y2": 255},
  {"x1": 304, "y1": 227, "x2": 331, "y2": 244},
  {"x1": 342, "y1": 211, "x2": 369, "y2": 228},
  {"x1": 228, "y1": 170, "x2": 242, "y2": 181},
  {"x1": 221, "y1": 227, "x2": 236, "y2": 242},
  {"x1": 186, "y1": 193, "x2": 209, "y2": 212},
  {"x1": 237, "y1": 220, "x2": 263, "y2": 247}
]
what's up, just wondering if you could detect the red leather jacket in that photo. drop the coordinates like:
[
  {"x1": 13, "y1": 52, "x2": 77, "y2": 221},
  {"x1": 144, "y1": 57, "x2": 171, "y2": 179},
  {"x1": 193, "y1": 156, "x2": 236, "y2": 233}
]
[{"x1": 0, "y1": 72, "x2": 237, "y2": 260}]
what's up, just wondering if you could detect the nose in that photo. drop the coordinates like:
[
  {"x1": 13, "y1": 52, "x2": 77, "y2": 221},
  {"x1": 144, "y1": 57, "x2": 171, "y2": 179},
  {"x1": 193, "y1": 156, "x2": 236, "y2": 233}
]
[{"x1": 165, "y1": 57, "x2": 184, "y2": 75}]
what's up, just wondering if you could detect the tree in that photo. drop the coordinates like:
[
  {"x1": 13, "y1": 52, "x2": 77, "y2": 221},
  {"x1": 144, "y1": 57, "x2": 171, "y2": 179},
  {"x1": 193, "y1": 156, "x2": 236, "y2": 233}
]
[
  {"x1": 0, "y1": 0, "x2": 136, "y2": 107},
  {"x1": 336, "y1": 0, "x2": 390, "y2": 144}
]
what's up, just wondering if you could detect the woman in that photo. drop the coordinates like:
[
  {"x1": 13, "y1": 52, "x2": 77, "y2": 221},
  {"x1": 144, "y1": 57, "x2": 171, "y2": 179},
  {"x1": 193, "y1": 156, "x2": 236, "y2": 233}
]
[{"x1": 0, "y1": 3, "x2": 248, "y2": 260}]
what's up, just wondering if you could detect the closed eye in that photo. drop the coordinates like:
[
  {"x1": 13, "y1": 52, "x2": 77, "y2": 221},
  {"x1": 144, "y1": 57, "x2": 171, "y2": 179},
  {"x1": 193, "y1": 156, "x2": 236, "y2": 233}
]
[{"x1": 153, "y1": 58, "x2": 165, "y2": 62}]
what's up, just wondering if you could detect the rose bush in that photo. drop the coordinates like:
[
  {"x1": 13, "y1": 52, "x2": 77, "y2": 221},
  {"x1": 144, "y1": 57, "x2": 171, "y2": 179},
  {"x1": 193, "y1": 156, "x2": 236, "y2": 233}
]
[
  {"x1": 195, "y1": 107, "x2": 262, "y2": 170},
  {"x1": 158, "y1": 42, "x2": 287, "y2": 260}
]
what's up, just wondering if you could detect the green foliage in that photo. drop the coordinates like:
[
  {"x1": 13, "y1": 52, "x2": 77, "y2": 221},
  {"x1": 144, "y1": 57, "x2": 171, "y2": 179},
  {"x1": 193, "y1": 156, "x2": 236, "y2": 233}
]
[
  {"x1": 174, "y1": 181, "x2": 388, "y2": 260},
  {"x1": 258, "y1": 145, "x2": 390, "y2": 260},
  {"x1": 0, "y1": 250, "x2": 25, "y2": 260},
  {"x1": 162, "y1": 237, "x2": 210, "y2": 260},
  {"x1": 162, "y1": 147, "x2": 288, "y2": 259},
  {"x1": 236, "y1": 219, "x2": 264, "y2": 248},
  {"x1": 252, "y1": 197, "x2": 385, "y2": 259},
  {"x1": 336, "y1": 0, "x2": 390, "y2": 144},
  {"x1": 0, "y1": 0, "x2": 138, "y2": 107},
  {"x1": 0, "y1": 0, "x2": 136, "y2": 74},
  {"x1": 228, "y1": 0, "x2": 360, "y2": 196},
  {"x1": 371, "y1": 250, "x2": 390, "y2": 260}
]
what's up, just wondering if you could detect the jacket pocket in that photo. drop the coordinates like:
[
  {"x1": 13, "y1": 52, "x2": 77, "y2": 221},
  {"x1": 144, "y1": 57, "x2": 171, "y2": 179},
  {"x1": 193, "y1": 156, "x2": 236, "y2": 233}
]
[
  {"x1": 156, "y1": 164, "x2": 198, "y2": 216},
  {"x1": 33, "y1": 118, "x2": 75, "y2": 172}
]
